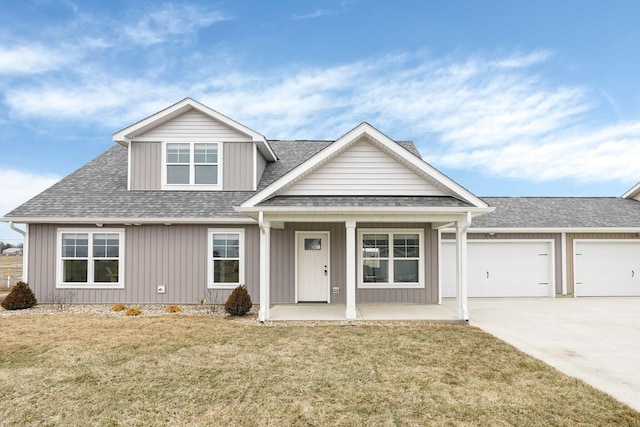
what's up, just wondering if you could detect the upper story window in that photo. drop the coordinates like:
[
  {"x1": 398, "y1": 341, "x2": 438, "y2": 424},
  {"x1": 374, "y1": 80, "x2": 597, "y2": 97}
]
[{"x1": 163, "y1": 142, "x2": 222, "y2": 190}]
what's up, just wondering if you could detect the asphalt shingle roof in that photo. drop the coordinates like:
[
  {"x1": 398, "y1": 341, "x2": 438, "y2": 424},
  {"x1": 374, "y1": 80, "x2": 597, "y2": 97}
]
[{"x1": 474, "y1": 197, "x2": 640, "y2": 228}]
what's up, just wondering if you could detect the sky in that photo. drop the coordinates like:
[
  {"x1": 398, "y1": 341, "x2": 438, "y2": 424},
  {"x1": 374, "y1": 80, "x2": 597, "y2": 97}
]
[{"x1": 2, "y1": 0, "x2": 640, "y2": 243}]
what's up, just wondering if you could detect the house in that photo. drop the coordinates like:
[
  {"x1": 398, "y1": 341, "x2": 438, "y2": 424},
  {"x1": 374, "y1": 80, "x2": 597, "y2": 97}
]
[
  {"x1": 2, "y1": 247, "x2": 22, "y2": 256},
  {"x1": 3, "y1": 98, "x2": 640, "y2": 321}
]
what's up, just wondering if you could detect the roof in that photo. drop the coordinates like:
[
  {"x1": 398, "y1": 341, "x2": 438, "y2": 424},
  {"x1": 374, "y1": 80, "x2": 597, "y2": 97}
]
[
  {"x1": 2, "y1": 139, "x2": 442, "y2": 222},
  {"x1": 257, "y1": 196, "x2": 475, "y2": 208},
  {"x1": 472, "y1": 197, "x2": 640, "y2": 229}
]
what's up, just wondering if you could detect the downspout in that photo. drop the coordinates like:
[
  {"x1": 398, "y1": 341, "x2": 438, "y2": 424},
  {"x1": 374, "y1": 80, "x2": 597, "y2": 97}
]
[{"x1": 9, "y1": 222, "x2": 27, "y2": 284}]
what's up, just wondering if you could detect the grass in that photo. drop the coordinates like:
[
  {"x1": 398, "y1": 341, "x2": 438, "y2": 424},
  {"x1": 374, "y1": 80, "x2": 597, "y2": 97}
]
[{"x1": 1, "y1": 315, "x2": 639, "y2": 426}]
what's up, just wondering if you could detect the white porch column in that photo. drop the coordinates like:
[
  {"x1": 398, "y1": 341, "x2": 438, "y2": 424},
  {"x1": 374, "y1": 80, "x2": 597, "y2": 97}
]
[
  {"x1": 345, "y1": 221, "x2": 357, "y2": 319},
  {"x1": 258, "y1": 212, "x2": 271, "y2": 322},
  {"x1": 455, "y1": 214, "x2": 471, "y2": 321}
]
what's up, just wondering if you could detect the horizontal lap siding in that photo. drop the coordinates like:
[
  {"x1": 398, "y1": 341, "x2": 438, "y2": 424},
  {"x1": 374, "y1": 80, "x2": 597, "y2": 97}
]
[
  {"x1": 139, "y1": 110, "x2": 251, "y2": 142},
  {"x1": 442, "y1": 232, "x2": 563, "y2": 294},
  {"x1": 27, "y1": 224, "x2": 260, "y2": 305},
  {"x1": 566, "y1": 233, "x2": 639, "y2": 295},
  {"x1": 130, "y1": 142, "x2": 161, "y2": 190},
  {"x1": 281, "y1": 139, "x2": 446, "y2": 196}
]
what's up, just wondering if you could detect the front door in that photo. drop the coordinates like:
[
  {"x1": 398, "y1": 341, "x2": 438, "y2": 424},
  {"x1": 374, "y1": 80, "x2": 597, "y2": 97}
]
[{"x1": 297, "y1": 232, "x2": 330, "y2": 302}]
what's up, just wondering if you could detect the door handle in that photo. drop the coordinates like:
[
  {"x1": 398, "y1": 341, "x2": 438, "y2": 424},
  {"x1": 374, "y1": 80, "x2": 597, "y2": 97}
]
[
  {"x1": 633, "y1": 270, "x2": 635, "y2": 278},
  {"x1": 324, "y1": 265, "x2": 328, "y2": 276},
  {"x1": 486, "y1": 271, "x2": 489, "y2": 279}
]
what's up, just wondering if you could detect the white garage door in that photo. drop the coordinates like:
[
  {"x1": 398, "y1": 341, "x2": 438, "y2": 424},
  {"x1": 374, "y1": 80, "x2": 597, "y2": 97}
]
[
  {"x1": 441, "y1": 240, "x2": 554, "y2": 297},
  {"x1": 574, "y1": 240, "x2": 640, "y2": 296}
]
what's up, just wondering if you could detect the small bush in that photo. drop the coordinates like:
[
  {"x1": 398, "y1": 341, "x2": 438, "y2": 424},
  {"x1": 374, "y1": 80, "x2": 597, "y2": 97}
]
[
  {"x1": 1, "y1": 281, "x2": 37, "y2": 310},
  {"x1": 166, "y1": 305, "x2": 181, "y2": 313},
  {"x1": 125, "y1": 307, "x2": 142, "y2": 316},
  {"x1": 112, "y1": 303, "x2": 127, "y2": 312},
  {"x1": 224, "y1": 285, "x2": 252, "y2": 316}
]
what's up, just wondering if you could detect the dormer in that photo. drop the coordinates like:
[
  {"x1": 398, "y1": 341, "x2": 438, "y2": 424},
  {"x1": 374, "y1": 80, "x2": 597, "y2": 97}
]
[{"x1": 113, "y1": 98, "x2": 277, "y2": 191}]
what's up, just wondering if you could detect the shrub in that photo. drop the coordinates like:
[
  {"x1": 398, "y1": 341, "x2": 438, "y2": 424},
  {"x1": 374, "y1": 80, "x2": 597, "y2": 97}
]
[
  {"x1": 224, "y1": 285, "x2": 252, "y2": 316},
  {"x1": 125, "y1": 307, "x2": 142, "y2": 316},
  {"x1": 167, "y1": 305, "x2": 181, "y2": 313},
  {"x1": 1, "y1": 281, "x2": 37, "y2": 310},
  {"x1": 112, "y1": 303, "x2": 127, "y2": 312}
]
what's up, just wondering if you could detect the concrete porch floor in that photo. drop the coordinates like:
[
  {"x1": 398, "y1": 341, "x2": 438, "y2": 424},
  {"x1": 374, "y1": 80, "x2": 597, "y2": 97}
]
[{"x1": 269, "y1": 303, "x2": 463, "y2": 323}]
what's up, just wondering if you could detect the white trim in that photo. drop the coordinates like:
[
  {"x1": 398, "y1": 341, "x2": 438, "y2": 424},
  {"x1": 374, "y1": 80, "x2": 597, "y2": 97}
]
[
  {"x1": 345, "y1": 221, "x2": 357, "y2": 319},
  {"x1": 127, "y1": 143, "x2": 132, "y2": 191},
  {"x1": 357, "y1": 228, "x2": 425, "y2": 289},
  {"x1": 23, "y1": 224, "x2": 29, "y2": 284},
  {"x1": 561, "y1": 232, "x2": 567, "y2": 295},
  {"x1": 207, "y1": 228, "x2": 245, "y2": 289},
  {"x1": 441, "y1": 227, "x2": 640, "y2": 234},
  {"x1": 253, "y1": 143, "x2": 258, "y2": 191},
  {"x1": 295, "y1": 231, "x2": 331, "y2": 303},
  {"x1": 161, "y1": 142, "x2": 222, "y2": 191},
  {"x1": 56, "y1": 228, "x2": 125, "y2": 289},
  {"x1": 1, "y1": 218, "x2": 257, "y2": 225},
  {"x1": 622, "y1": 181, "x2": 640, "y2": 199},
  {"x1": 241, "y1": 122, "x2": 488, "y2": 209}
]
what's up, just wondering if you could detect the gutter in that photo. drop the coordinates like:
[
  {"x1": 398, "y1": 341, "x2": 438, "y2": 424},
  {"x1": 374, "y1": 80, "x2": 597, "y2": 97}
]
[{"x1": 8, "y1": 222, "x2": 27, "y2": 284}]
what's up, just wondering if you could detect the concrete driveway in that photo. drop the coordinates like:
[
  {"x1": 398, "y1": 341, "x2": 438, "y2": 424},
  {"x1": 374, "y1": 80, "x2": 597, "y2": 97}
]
[{"x1": 464, "y1": 297, "x2": 640, "y2": 412}]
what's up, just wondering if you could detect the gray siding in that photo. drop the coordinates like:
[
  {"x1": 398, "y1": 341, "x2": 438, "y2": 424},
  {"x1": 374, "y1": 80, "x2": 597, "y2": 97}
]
[
  {"x1": 269, "y1": 222, "x2": 438, "y2": 304},
  {"x1": 223, "y1": 142, "x2": 255, "y2": 191},
  {"x1": 28, "y1": 224, "x2": 260, "y2": 305},
  {"x1": 130, "y1": 141, "x2": 161, "y2": 190},
  {"x1": 442, "y1": 232, "x2": 563, "y2": 294},
  {"x1": 138, "y1": 109, "x2": 251, "y2": 142}
]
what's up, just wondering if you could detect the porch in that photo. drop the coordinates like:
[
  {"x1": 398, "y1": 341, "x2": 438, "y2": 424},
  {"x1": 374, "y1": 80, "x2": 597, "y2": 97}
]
[{"x1": 269, "y1": 302, "x2": 463, "y2": 323}]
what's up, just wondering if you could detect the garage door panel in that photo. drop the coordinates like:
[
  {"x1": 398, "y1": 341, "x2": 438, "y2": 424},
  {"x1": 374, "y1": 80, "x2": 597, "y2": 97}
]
[
  {"x1": 442, "y1": 241, "x2": 554, "y2": 297},
  {"x1": 575, "y1": 241, "x2": 640, "y2": 296}
]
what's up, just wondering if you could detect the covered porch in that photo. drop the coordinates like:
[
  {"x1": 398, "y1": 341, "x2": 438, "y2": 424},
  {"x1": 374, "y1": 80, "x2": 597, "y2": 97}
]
[{"x1": 269, "y1": 302, "x2": 464, "y2": 323}]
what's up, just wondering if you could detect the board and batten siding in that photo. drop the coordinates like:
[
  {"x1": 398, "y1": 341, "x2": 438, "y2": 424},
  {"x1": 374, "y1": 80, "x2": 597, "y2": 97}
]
[
  {"x1": 269, "y1": 222, "x2": 438, "y2": 304},
  {"x1": 442, "y1": 232, "x2": 563, "y2": 294},
  {"x1": 565, "y1": 232, "x2": 640, "y2": 295},
  {"x1": 281, "y1": 139, "x2": 448, "y2": 196},
  {"x1": 223, "y1": 142, "x2": 254, "y2": 191},
  {"x1": 130, "y1": 141, "x2": 162, "y2": 190},
  {"x1": 134, "y1": 109, "x2": 252, "y2": 143},
  {"x1": 27, "y1": 224, "x2": 260, "y2": 304},
  {"x1": 130, "y1": 139, "x2": 256, "y2": 191}
]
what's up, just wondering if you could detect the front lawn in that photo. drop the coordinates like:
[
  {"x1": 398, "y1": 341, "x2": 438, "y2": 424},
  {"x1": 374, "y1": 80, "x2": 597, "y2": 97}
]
[{"x1": 1, "y1": 314, "x2": 638, "y2": 426}]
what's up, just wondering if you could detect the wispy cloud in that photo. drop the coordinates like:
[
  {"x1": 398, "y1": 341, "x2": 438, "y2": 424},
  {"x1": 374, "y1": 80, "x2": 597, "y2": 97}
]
[
  {"x1": 0, "y1": 169, "x2": 60, "y2": 217},
  {"x1": 123, "y1": 3, "x2": 229, "y2": 46},
  {"x1": 291, "y1": 9, "x2": 336, "y2": 20},
  {"x1": 0, "y1": 45, "x2": 67, "y2": 74}
]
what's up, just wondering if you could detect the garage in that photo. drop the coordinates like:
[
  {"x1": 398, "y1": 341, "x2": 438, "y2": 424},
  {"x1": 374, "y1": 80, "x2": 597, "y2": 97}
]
[
  {"x1": 574, "y1": 240, "x2": 640, "y2": 296},
  {"x1": 441, "y1": 240, "x2": 555, "y2": 297}
]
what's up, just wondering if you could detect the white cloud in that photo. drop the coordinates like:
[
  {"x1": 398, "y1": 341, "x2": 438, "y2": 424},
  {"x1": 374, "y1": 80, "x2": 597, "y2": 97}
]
[
  {"x1": 123, "y1": 3, "x2": 228, "y2": 46},
  {"x1": 0, "y1": 169, "x2": 60, "y2": 218},
  {"x1": 0, "y1": 45, "x2": 67, "y2": 74},
  {"x1": 4, "y1": 49, "x2": 640, "y2": 185}
]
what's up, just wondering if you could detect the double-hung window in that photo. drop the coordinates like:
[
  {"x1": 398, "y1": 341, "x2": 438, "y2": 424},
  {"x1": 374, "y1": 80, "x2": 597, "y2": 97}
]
[
  {"x1": 208, "y1": 229, "x2": 244, "y2": 289},
  {"x1": 57, "y1": 229, "x2": 125, "y2": 288},
  {"x1": 359, "y1": 229, "x2": 424, "y2": 288},
  {"x1": 164, "y1": 142, "x2": 221, "y2": 189}
]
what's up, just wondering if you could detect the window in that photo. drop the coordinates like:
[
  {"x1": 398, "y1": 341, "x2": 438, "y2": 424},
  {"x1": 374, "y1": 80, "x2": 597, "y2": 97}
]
[
  {"x1": 208, "y1": 229, "x2": 244, "y2": 288},
  {"x1": 359, "y1": 229, "x2": 424, "y2": 288},
  {"x1": 163, "y1": 142, "x2": 221, "y2": 189},
  {"x1": 57, "y1": 229, "x2": 124, "y2": 288}
]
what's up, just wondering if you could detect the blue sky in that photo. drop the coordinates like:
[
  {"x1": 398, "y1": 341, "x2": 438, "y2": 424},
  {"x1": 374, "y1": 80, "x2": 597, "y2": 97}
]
[{"x1": 2, "y1": 0, "x2": 640, "y2": 242}]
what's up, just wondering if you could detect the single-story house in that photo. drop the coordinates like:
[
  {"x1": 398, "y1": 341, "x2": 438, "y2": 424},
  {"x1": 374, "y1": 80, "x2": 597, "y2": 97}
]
[
  {"x1": 3, "y1": 98, "x2": 640, "y2": 321},
  {"x1": 2, "y1": 247, "x2": 22, "y2": 256}
]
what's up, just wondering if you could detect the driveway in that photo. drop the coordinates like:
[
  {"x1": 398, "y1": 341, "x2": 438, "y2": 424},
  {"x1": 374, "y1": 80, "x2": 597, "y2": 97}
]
[{"x1": 465, "y1": 297, "x2": 640, "y2": 412}]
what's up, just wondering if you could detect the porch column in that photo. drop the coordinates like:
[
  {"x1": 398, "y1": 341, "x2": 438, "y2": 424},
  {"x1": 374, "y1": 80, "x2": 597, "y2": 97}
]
[
  {"x1": 345, "y1": 221, "x2": 357, "y2": 319},
  {"x1": 259, "y1": 213, "x2": 271, "y2": 322},
  {"x1": 455, "y1": 216, "x2": 470, "y2": 321}
]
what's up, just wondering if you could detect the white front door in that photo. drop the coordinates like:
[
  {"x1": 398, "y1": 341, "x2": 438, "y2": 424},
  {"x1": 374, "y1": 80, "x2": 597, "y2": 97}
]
[{"x1": 297, "y1": 232, "x2": 330, "y2": 302}]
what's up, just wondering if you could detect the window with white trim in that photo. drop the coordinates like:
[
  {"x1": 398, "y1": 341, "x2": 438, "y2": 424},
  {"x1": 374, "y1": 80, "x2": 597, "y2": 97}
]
[
  {"x1": 358, "y1": 229, "x2": 424, "y2": 288},
  {"x1": 208, "y1": 229, "x2": 244, "y2": 288},
  {"x1": 57, "y1": 229, "x2": 125, "y2": 288},
  {"x1": 163, "y1": 142, "x2": 221, "y2": 189}
]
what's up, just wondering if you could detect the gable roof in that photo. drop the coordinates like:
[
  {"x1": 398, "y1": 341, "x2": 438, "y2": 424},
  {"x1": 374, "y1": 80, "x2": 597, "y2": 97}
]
[
  {"x1": 622, "y1": 181, "x2": 640, "y2": 200},
  {"x1": 471, "y1": 197, "x2": 640, "y2": 229},
  {"x1": 112, "y1": 98, "x2": 277, "y2": 162},
  {"x1": 241, "y1": 122, "x2": 488, "y2": 209}
]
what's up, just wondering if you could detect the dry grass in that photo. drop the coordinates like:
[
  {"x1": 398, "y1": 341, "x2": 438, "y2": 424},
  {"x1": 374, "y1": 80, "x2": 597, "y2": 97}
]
[{"x1": 1, "y1": 315, "x2": 638, "y2": 426}]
